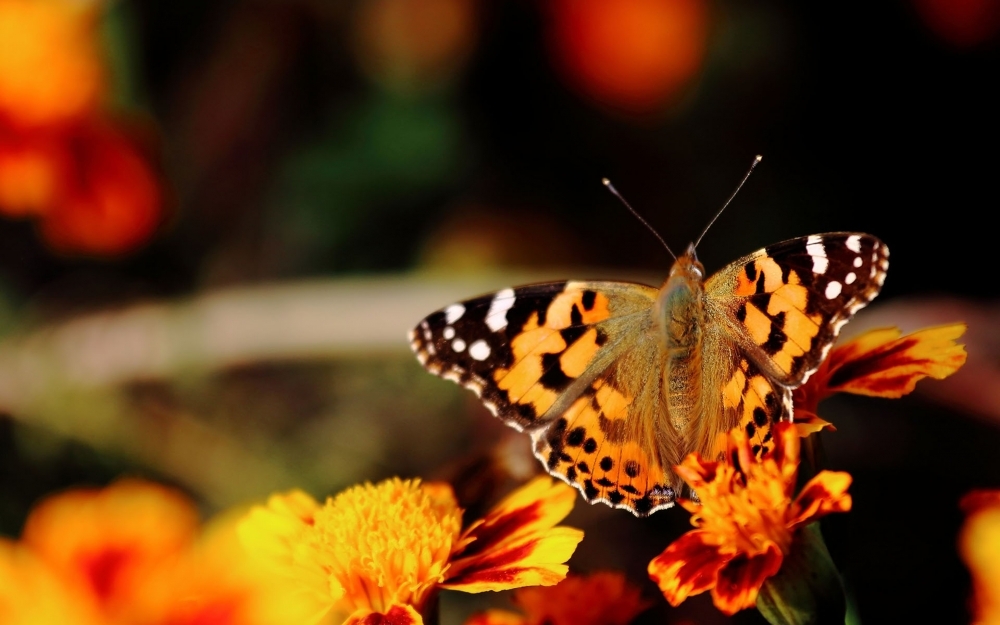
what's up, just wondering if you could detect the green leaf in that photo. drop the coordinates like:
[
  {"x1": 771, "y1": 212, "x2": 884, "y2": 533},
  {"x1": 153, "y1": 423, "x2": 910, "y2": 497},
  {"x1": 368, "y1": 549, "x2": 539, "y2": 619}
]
[{"x1": 756, "y1": 523, "x2": 847, "y2": 625}]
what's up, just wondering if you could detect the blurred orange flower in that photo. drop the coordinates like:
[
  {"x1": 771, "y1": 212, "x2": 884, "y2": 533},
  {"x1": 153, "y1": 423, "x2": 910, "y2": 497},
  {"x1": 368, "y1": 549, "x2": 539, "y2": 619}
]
[
  {"x1": 239, "y1": 476, "x2": 584, "y2": 625},
  {"x1": 960, "y1": 490, "x2": 1000, "y2": 625},
  {"x1": 0, "y1": 479, "x2": 308, "y2": 625},
  {"x1": 0, "y1": 0, "x2": 163, "y2": 255},
  {"x1": 648, "y1": 422, "x2": 852, "y2": 615},
  {"x1": 464, "y1": 571, "x2": 650, "y2": 625},
  {"x1": 793, "y1": 324, "x2": 967, "y2": 435},
  {"x1": 548, "y1": 0, "x2": 708, "y2": 113}
]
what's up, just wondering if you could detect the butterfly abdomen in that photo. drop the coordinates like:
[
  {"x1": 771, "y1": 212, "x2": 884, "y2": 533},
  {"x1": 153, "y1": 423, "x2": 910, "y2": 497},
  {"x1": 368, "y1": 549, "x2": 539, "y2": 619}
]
[{"x1": 657, "y1": 254, "x2": 708, "y2": 432}]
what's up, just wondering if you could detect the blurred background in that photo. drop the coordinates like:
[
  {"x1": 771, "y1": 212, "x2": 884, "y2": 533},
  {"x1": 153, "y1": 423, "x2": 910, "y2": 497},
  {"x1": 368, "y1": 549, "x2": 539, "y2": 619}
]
[{"x1": 1, "y1": 0, "x2": 998, "y2": 622}]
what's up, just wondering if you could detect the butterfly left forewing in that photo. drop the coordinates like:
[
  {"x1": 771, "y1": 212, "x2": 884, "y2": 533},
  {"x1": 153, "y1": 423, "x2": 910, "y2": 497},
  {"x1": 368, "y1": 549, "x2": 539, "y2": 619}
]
[{"x1": 705, "y1": 232, "x2": 888, "y2": 387}]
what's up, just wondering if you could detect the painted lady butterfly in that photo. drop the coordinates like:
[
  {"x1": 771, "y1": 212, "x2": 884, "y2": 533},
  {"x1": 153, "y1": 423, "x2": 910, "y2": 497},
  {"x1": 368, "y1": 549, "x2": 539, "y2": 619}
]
[{"x1": 410, "y1": 232, "x2": 888, "y2": 516}]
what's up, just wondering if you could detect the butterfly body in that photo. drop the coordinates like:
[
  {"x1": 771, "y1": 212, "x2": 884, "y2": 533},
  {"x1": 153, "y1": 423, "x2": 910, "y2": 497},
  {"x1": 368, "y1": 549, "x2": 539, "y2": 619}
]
[{"x1": 410, "y1": 233, "x2": 888, "y2": 516}]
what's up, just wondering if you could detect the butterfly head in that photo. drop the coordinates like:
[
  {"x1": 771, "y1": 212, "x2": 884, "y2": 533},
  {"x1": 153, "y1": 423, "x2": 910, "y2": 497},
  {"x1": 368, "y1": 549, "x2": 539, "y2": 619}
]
[{"x1": 670, "y1": 243, "x2": 705, "y2": 280}]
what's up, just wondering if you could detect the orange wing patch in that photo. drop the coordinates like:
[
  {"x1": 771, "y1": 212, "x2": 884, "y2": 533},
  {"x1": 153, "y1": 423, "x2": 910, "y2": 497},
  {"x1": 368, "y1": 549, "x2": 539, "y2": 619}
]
[
  {"x1": 531, "y1": 377, "x2": 675, "y2": 516},
  {"x1": 492, "y1": 287, "x2": 613, "y2": 422}
]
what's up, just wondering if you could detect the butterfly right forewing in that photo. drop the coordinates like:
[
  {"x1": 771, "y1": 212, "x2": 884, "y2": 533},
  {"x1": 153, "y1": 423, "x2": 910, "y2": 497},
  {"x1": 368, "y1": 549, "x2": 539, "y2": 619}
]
[{"x1": 706, "y1": 232, "x2": 889, "y2": 387}]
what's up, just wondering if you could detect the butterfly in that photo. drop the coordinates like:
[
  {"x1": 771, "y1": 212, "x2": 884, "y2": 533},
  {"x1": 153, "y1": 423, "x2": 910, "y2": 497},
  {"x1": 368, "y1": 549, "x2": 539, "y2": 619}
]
[{"x1": 409, "y1": 232, "x2": 888, "y2": 516}]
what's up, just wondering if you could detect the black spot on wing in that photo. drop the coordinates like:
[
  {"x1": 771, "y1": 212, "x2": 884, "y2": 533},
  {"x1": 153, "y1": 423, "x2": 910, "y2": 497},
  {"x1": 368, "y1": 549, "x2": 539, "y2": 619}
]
[{"x1": 539, "y1": 353, "x2": 572, "y2": 390}]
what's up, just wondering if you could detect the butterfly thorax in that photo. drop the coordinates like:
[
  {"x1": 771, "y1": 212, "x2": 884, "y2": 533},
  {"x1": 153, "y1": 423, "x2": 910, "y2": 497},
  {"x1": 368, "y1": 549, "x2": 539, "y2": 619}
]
[{"x1": 656, "y1": 246, "x2": 707, "y2": 431}]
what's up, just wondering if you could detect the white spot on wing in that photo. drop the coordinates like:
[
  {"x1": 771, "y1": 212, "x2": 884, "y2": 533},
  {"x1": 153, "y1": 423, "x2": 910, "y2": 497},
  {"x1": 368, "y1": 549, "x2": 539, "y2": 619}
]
[
  {"x1": 853, "y1": 256, "x2": 863, "y2": 268},
  {"x1": 469, "y1": 340, "x2": 491, "y2": 361},
  {"x1": 445, "y1": 304, "x2": 465, "y2": 324},
  {"x1": 486, "y1": 288, "x2": 516, "y2": 332},
  {"x1": 825, "y1": 281, "x2": 842, "y2": 299},
  {"x1": 443, "y1": 327, "x2": 455, "y2": 340},
  {"x1": 452, "y1": 338, "x2": 466, "y2": 352},
  {"x1": 845, "y1": 272, "x2": 856, "y2": 285},
  {"x1": 846, "y1": 235, "x2": 862, "y2": 252},
  {"x1": 806, "y1": 237, "x2": 828, "y2": 274}
]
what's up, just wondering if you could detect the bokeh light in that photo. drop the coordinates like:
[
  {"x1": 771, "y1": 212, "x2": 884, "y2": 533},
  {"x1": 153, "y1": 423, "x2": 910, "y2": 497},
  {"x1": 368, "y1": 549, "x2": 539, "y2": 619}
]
[{"x1": 547, "y1": 0, "x2": 709, "y2": 114}]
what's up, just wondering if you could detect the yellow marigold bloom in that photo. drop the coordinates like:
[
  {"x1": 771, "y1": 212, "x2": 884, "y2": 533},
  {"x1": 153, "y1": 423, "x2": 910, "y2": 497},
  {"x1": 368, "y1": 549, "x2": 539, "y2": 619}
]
[
  {"x1": 465, "y1": 571, "x2": 650, "y2": 625},
  {"x1": 239, "y1": 476, "x2": 584, "y2": 625},
  {"x1": 793, "y1": 324, "x2": 967, "y2": 435},
  {"x1": 648, "y1": 422, "x2": 852, "y2": 616},
  {"x1": 0, "y1": 0, "x2": 105, "y2": 129},
  {"x1": 960, "y1": 490, "x2": 1000, "y2": 625}
]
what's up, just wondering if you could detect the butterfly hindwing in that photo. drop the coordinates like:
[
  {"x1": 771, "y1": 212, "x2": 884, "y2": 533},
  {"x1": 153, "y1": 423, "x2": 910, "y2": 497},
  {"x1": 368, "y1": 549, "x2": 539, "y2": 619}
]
[
  {"x1": 705, "y1": 232, "x2": 888, "y2": 386},
  {"x1": 530, "y1": 333, "x2": 681, "y2": 515}
]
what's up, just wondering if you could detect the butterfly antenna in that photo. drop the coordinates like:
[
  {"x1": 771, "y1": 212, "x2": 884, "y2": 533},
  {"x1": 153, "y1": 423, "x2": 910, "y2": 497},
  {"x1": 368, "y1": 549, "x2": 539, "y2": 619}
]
[
  {"x1": 693, "y1": 154, "x2": 763, "y2": 250},
  {"x1": 602, "y1": 178, "x2": 676, "y2": 260}
]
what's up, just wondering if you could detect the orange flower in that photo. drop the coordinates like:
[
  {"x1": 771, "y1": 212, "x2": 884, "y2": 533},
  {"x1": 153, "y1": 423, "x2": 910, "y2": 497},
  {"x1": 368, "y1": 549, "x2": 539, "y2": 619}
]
[
  {"x1": 793, "y1": 324, "x2": 967, "y2": 436},
  {"x1": 0, "y1": 479, "x2": 309, "y2": 625},
  {"x1": 0, "y1": 0, "x2": 163, "y2": 255},
  {"x1": 648, "y1": 422, "x2": 852, "y2": 616},
  {"x1": 38, "y1": 119, "x2": 162, "y2": 256},
  {"x1": 548, "y1": 0, "x2": 708, "y2": 113},
  {"x1": 465, "y1": 571, "x2": 650, "y2": 625},
  {"x1": 960, "y1": 490, "x2": 1000, "y2": 625},
  {"x1": 238, "y1": 476, "x2": 584, "y2": 625}
]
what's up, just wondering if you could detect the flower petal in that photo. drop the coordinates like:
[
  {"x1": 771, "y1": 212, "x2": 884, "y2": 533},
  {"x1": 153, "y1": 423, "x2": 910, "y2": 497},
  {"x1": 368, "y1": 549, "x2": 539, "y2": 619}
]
[
  {"x1": 648, "y1": 530, "x2": 731, "y2": 607},
  {"x1": 787, "y1": 471, "x2": 853, "y2": 531},
  {"x1": 823, "y1": 324, "x2": 967, "y2": 398},
  {"x1": 345, "y1": 604, "x2": 424, "y2": 625},
  {"x1": 444, "y1": 477, "x2": 583, "y2": 592},
  {"x1": 793, "y1": 410, "x2": 836, "y2": 437},
  {"x1": 443, "y1": 527, "x2": 583, "y2": 592},
  {"x1": 709, "y1": 545, "x2": 783, "y2": 615}
]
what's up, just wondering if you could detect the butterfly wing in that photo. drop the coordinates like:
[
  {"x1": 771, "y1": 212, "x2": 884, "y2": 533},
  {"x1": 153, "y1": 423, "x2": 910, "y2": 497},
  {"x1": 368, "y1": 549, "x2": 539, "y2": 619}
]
[
  {"x1": 410, "y1": 281, "x2": 679, "y2": 515},
  {"x1": 696, "y1": 233, "x2": 888, "y2": 455}
]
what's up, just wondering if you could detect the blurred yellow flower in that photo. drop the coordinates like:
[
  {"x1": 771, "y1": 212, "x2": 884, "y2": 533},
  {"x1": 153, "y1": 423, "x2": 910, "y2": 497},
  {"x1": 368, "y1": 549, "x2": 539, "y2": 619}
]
[
  {"x1": 0, "y1": 0, "x2": 104, "y2": 129},
  {"x1": 960, "y1": 490, "x2": 1000, "y2": 624},
  {"x1": 239, "y1": 476, "x2": 585, "y2": 625}
]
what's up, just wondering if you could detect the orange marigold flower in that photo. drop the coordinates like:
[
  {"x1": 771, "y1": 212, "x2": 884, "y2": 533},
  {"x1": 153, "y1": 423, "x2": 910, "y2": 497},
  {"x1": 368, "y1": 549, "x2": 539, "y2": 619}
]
[
  {"x1": 793, "y1": 324, "x2": 967, "y2": 436},
  {"x1": 238, "y1": 476, "x2": 584, "y2": 625},
  {"x1": 648, "y1": 422, "x2": 852, "y2": 616},
  {"x1": 0, "y1": 0, "x2": 105, "y2": 129},
  {"x1": 465, "y1": 571, "x2": 650, "y2": 625},
  {"x1": 0, "y1": 479, "x2": 310, "y2": 625},
  {"x1": 960, "y1": 490, "x2": 1000, "y2": 625},
  {"x1": 37, "y1": 119, "x2": 163, "y2": 256}
]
